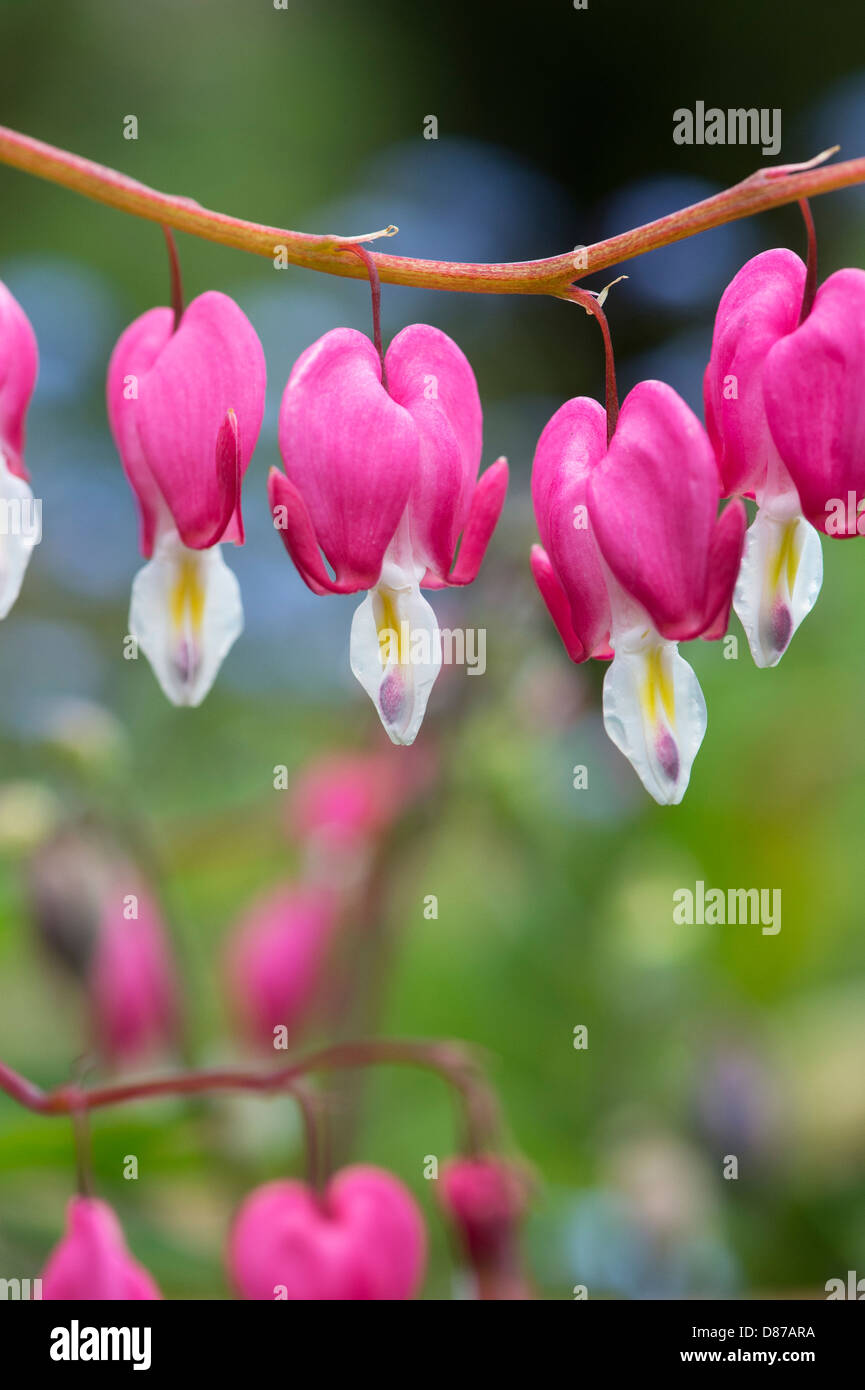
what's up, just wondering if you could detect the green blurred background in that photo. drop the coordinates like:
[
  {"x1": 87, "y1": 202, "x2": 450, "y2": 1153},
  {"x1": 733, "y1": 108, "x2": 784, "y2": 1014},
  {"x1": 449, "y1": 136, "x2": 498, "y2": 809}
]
[{"x1": 1, "y1": 0, "x2": 864, "y2": 1299}]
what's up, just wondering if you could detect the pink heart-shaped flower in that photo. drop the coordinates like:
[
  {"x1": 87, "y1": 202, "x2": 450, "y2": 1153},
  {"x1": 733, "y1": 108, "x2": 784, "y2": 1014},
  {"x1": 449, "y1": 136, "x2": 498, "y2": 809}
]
[{"x1": 228, "y1": 1164, "x2": 426, "y2": 1300}]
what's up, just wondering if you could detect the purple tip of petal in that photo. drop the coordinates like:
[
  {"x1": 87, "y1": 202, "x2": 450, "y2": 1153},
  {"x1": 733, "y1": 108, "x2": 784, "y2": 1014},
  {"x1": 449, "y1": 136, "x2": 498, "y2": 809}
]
[
  {"x1": 173, "y1": 637, "x2": 200, "y2": 689},
  {"x1": 765, "y1": 600, "x2": 793, "y2": 657},
  {"x1": 379, "y1": 670, "x2": 406, "y2": 727},
  {"x1": 656, "y1": 730, "x2": 680, "y2": 785}
]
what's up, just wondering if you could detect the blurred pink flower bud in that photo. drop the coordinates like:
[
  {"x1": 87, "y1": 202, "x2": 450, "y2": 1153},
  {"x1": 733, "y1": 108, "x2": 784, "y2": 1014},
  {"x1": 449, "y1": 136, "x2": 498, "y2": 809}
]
[
  {"x1": 42, "y1": 1196, "x2": 160, "y2": 1300},
  {"x1": 229, "y1": 1164, "x2": 426, "y2": 1300},
  {"x1": 89, "y1": 880, "x2": 179, "y2": 1062},
  {"x1": 288, "y1": 745, "x2": 435, "y2": 855},
  {"x1": 440, "y1": 1155, "x2": 532, "y2": 1300},
  {"x1": 225, "y1": 886, "x2": 338, "y2": 1049}
]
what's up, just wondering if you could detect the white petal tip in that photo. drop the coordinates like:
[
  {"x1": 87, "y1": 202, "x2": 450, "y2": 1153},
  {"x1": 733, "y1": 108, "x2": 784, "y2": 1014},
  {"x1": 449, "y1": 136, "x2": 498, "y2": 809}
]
[
  {"x1": 734, "y1": 512, "x2": 823, "y2": 668},
  {"x1": 350, "y1": 580, "x2": 442, "y2": 745},
  {"x1": 602, "y1": 638, "x2": 707, "y2": 806},
  {"x1": 129, "y1": 535, "x2": 243, "y2": 708},
  {"x1": 0, "y1": 459, "x2": 38, "y2": 619}
]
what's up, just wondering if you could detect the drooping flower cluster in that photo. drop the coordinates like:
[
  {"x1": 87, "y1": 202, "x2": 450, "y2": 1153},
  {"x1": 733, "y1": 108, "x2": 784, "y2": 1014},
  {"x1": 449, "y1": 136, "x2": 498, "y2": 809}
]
[
  {"x1": 26, "y1": 747, "x2": 528, "y2": 1302},
  {"x1": 104, "y1": 291, "x2": 510, "y2": 734},
  {"x1": 532, "y1": 245, "x2": 865, "y2": 803},
  {"x1": 13, "y1": 239, "x2": 858, "y2": 796}
]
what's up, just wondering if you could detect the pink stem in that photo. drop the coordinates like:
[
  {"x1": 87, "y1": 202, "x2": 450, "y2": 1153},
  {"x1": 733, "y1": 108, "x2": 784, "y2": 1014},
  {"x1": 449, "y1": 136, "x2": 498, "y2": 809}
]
[
  {"x1": 344, "y1": 242, "x2": 387, "y2": 388},
  {"x1": 1, "y1": 125, "x2": 864, "y2": 294},
  {"x1": 564, "y1": 287, "x2": 620, "y2": 442},
  {"x1": 0, "y1": 1039, "x2": 500, "y2": 1152},
  {"x1": 798, "y1": 198, "x2": 818, "y2": 322},
  {"x1": 162, "y1": 225, "x2": 185, "y2": 330}
]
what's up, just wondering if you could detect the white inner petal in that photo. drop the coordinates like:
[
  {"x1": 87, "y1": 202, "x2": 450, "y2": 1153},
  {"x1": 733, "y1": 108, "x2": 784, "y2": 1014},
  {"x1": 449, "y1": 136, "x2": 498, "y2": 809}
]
[
  {"x1": 350, "y1": 562, "x2": 442, "y2": 746},
  {"x1": 733, "y1": 509, "x2": 823, "y2": 668},
  {"x1": 129, "y1": 529, "x2": 243, "y2": 707},
  {"x1": 602, "y1": 628, "x2": 707, "y2": 806},
  {"x1": 0, "y1": 450, "x2": 39, "y2": 620}
]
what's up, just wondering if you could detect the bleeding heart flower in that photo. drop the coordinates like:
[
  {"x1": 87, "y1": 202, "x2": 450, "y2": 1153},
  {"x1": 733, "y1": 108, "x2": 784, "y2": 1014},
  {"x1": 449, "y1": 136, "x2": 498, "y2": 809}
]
[
  {"x1": 439, "y1": 1155, "x2": 532, "y2": 1300},
  {"x1": 532, "y1": 382, "x2": 745, "y2": 804},
  {"x1": 288, "y1": 745, "x2": 435, "y2": 859},
  {"x1": 269, "y1": 324, "x2": 507, "y2": 744},
  {"x1": 224, "y1": 885, "x2": 338, "y2": 1049},
  {"x1": 229, "y1": 1164, "x2": 426, "y2": 1300},
  {"x1": 0, "y1": 280, "x2": 39, "y2": 618},
  {"x1": 107, "y1": 291, "x2": 265, "y2": 705},
  {"x1": 704, "y1": 249, "x2": 825, "y2": 666},
  {"x1": 89, "y1": 877, "x2": 179, "y2": 1063},
  {"x1": 41, "y1": 1196, "x2": 161, "y2": 1300}
]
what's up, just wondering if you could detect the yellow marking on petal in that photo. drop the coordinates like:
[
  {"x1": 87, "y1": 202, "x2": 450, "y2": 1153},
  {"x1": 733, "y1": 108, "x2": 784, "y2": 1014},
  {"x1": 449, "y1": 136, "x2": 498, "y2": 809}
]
[
  {"x1": 641, "y1": 646, "x2": 675, "y2": 726},
  {"x1": 376, "y1": 589, "x2": 409, "y2": 665},
  {"x1": 769, "y1": 520, "x2": 801, "y2": 595},
  {"x1": 170, "y1": 556, "x2": 205, "y2": 634}
]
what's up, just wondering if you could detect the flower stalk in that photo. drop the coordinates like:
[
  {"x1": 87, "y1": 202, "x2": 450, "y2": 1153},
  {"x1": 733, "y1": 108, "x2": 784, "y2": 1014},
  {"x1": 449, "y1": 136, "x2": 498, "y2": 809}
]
[
  {"x1": 1, "y1": 125, "x2": 864, "y2": 294},
  {"x1": 0, "y1": 1037, "x2": 501, "y2": 1151}
]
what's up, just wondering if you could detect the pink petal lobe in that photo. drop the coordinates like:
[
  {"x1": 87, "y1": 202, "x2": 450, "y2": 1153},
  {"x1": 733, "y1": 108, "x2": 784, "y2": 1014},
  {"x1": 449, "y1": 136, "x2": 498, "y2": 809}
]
[
  {"x1": 229, "y1": 1165, "x2": 426, "y2": 1301},
  {"x1": 704, "y1": 249, "x2": 805, "y2": 498},
  {"x1": 89, "y1": 880, "x2": 179, "y2": 1062},
  {"x1": 135, "y1": 291, "x2": 265, "y2": 549},
  {"x1": 385, "y1": 324, "x2": 483, "y2": 579},
  {"x1": 278, "y1": 328, "x2": 417, "y2": 591},
  {"x1": 225, "y1": 886, "x2": 338, "y2": 1049},
  {"x1": 589, "y1": 380, "x2": 720, "y2": 640},
  {"x1": 106, "y1": 306, "x2": 174, "y2": 556},
  {"x1": 448, "y1": 455, "x2": 509, "y2": 584},
  {"x1": 531, "y1": 396, "x2": 612, "y2": 658},
  {"x1": 267, "y1": 467, "x2": 341, "y2": 595},
  {"x1": 701, "y1": 497, "x2": 747, "y2": 639},
  {"x1": 763, "y1": 267, "x2": 865, "y2": 534},
  {"x1": 0, "y1": 281, "x2": 38, "y2": 479},
  {"x1": 530, "y1": 544, "x2": 586, "y2": 662},
  {"x1": 42, "y1": 1197, "x2": 161, "y2": 1301}
]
